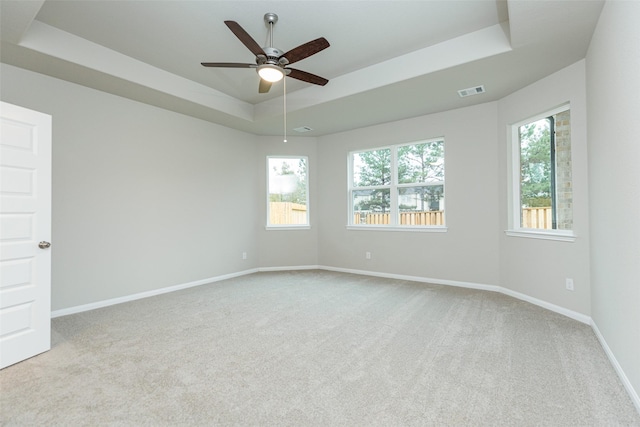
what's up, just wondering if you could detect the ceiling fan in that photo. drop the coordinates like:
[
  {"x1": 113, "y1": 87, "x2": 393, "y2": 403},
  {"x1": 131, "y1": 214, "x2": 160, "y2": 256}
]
[{"x1": 201, "y1": 13, "x2": 330, "y2": 94}]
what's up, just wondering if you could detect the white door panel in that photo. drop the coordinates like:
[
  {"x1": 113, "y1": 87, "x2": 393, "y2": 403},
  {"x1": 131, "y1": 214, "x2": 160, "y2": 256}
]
[{"x1": 0, "y1": 101, "x2": 52, "y2": 369}]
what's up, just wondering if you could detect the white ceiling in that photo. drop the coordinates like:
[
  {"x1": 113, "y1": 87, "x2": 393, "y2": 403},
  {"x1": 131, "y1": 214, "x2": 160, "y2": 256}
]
[{"x1": 0, "y1": 0, "x2": 604, "y2": 136}]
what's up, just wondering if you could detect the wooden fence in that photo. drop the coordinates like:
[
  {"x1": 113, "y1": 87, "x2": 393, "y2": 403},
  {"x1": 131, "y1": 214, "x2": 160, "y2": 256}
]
[
  {"x1": 271, "y1": 204, "x2": 551, "y2": 228},
  {"x1": 354, "y1": 211, "x2": 444, "y2": 226},
  {"x1": 522, "y1": 207, "x2": 552, "y2": 229},
  {"x1": 270, "y1": 202, "x2": 307, "y2": 225}
]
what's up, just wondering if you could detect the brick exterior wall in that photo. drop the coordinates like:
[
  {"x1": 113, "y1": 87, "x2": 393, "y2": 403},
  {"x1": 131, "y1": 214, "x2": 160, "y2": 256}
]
[{"x1": 554, "y1": 110, "x2": 573, "y2": 230}]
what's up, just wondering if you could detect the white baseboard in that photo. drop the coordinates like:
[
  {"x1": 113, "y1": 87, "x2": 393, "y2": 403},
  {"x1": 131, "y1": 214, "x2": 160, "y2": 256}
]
[
  {"x1": 498, "y1": 287, "x2": 591, "y2": 324},
  {"x1": 318, "y1": 265, "x2": 591, "y2": 324},
  {"x1": 52, "y1": 265, "x2": 589, "y2": 324},
  {"x1": 591, "y1": 320, "x2": 640, "y2": 414},
  {"x1": 50, "y1": 265, "x2": 638, "y2": 415},
  {"x1": 318, "y1": 265, "x2": 500, "y2": 292},
  {"x1": 50, "y1": 268, "x2": 259, "y2": 318},
  {"x1": 258, "y1": 265, "x2": 320, "y2": 272}
]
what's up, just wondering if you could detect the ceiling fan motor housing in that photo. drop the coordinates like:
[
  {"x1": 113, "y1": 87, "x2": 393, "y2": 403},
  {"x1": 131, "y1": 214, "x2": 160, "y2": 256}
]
[
  {"x1": 258, "y1": 47, "x2": 288, "y2": 66},
  {"x1": 202, "y1": 13, "x2": 329, "y2": 92}
]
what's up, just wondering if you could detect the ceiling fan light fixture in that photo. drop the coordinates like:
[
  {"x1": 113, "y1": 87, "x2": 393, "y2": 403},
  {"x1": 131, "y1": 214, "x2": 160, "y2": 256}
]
[
  {"x1": 202, "y1": 16, "x2": 329, "y2": 93},
  {"x1": 257, "y1": 64, "x2": 284, "y2": 82}
]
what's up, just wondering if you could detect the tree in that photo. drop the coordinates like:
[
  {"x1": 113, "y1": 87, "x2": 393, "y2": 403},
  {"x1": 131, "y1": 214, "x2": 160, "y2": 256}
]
[
  {"x1": 355, "y1": 149, "x2": 391, "y2": 186},
  {"x1": 519, "y1": 120, "x2": 552, "y2": 207},
  {"x1": 398, "y1": 142, "x2": 444, "y2": 211},
  {"x1": 294, "y1": 158, "x2": 307, "y2": 205},
  {"x1": 353, "y1": 144, "x2": 446, "y2": 213},
  {"x1": 354, "y1": 149, "x2": 391, "y2": 212},
  {"x1": 269, "y1": 158, "x2": 307, "y2": 204}
]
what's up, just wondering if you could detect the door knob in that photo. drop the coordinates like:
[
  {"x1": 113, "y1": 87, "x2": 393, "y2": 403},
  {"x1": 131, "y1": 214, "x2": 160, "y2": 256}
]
[{"x1": 38, "y1": 241, "x2": 51, "y2": 249}]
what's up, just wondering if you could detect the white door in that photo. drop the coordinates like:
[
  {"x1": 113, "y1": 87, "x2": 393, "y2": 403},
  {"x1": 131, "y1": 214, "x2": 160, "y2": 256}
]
[{"x1": 0, "y1": 102, "x2": 52, "y2": 369}]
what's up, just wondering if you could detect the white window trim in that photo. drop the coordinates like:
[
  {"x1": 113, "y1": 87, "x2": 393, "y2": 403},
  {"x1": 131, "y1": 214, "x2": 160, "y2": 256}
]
[
  {"x1": 505, "y1": 229, "x2": 575, "y2": 242},
  {"x1": 506, "y1": 103, "x2": 576, "y2": 242},
  {"x1": 347, "y1": 138, "x2": 446, "y2": 230},
  {"x1": 266, "y1": 155, "x2": 310, "y2": 230},
  {"x1": 266, "y1": 225, "x2": 311, "y2": 230}
]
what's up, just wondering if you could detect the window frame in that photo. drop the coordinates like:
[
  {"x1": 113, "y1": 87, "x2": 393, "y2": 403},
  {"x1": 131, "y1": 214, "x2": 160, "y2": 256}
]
[
  {"x1": 266, "y1": 155, "x2": 310, "y2": 230},
  {"x1": 347, "y1": 138, "x2": 447, "y2": 232},
  {"x1": 506, "y1": 104, "x2": 575, "y2": 242}
]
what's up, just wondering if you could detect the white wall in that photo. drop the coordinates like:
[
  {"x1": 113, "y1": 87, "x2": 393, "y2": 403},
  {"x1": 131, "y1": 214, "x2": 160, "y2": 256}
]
[
  {"x1": 257, "y1": 136, "x2": 319, "y2": 268},
  {"x1": 586, "y1": 0, "x2": 640, "y2": 407},
  {"x1": 497, "y1": 61, "x2": 591, "y2": 315},
  {"x1": 4, "y1": 7, "x2": 639, "y2": 407},
  {"x1": 0, "y1": 60, "x2": 593, "y2": 316},
  {"x1": 1, "y1": 64, "x2": 260, "y2": 311},
  {"x1": 316, "y1": 103, "x2": 501, "y2": 286},
  {"x1": 3, "y1": 20, "x2": 638, "y2": 406}
]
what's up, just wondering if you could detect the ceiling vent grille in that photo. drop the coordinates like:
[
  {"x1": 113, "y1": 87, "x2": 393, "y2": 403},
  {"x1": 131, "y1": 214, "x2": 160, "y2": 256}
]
[
  {"x1": 458, "y1": 85, "x2": 486, "y2": 98},
  {"x1": 293, "y1": 126, "x2": 313, "y2": 133}
]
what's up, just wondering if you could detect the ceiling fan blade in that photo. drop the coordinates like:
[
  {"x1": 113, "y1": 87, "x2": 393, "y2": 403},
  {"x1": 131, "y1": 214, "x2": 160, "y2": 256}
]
[
  {"x1": 224, "y1": 20, "x2": 266, "y2": 58},
  {"x1": 287, "y1": 68, "x2": 329, "y2": 86},
  {"x1": 259, "y1": 79, "x2": 272, "y2": 94},
  {"x1": 280, "y1": 37, "x2": 330, "y2": 65},
  {"x1": 201, "y1": 62, "x2": 256, "y2": 68}
]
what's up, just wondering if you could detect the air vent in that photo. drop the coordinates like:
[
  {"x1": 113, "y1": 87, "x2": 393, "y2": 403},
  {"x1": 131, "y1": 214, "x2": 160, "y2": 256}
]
[
  {"x1": 457, "y1": 85, "x2": 486, "y2": 98},
  {"x1": 293, "y1": 126, "x2": 313, "y2": 133}
]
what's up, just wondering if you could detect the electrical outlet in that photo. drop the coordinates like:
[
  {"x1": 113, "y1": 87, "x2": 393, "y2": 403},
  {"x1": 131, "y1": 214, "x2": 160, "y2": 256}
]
[
  {"x1": 365, "y1": 252, "x2": 371, "y2": 260},
  {"x1": 242, "y1": 252, "x2": 247, "y2": 260},
  {"x1": 565, "y1": 278, "x2": 574, "y2": 291}
]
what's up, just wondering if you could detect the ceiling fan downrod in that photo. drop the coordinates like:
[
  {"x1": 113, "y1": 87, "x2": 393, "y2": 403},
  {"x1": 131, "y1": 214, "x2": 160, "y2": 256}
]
[
  {"x1": 262, "y1": 13, "x2": 285, "y2": 62},
  {"x1": 263, "y1": 13, "x2": 287, "y2": 142},
  {"x1": 264, "y1": 13, "x2": 278, "y2": 48},
  {"x1": 201, "y1": 12, "x2": 330, "y2": 94}
]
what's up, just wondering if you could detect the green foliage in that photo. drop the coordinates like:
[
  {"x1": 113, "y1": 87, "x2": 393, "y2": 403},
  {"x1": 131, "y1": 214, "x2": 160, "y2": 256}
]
[
  {"x1": 398, "y1": 142, "x2": 444, "y2": 184},
  {"x1": 355, "y1": 149, "x2": 391, "y2": 186},
  {"x1": 295, "y1": 158, "x2": 307, "y2": 204},
  {"x1": 355, "y1": 189, "x2": 390, "y2": 212},
  {"x1": 519, "y1": 120, "x2": 552, "y2": 208},
  {"x1": 354, "y1": 149, "x2": 391, "y2": 212},
  {"x1": 398, "y1": 142, "x2": 444, "y2": 210},
  {"x1": 269, "y1": 158, "x2": 307, "y2": 205},
  {"x1": 353, "y1": 143, "x2": 445, "y2": 213}
]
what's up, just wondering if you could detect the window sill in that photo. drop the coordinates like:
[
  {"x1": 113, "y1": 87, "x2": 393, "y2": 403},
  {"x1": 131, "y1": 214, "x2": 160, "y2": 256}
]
[
  {"x1": 265, "y1": 225, "x2": 311, "y2": 231},
  {"x1": 505, "y1": 229, "x2": 576, "y2": 242},
  {"x1": 347, "y1": 225, "x2": 448, "y2": 233}
]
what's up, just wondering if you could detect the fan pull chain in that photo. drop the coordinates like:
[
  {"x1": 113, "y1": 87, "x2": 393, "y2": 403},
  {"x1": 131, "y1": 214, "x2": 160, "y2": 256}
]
[{"x1": 283, "y1": 76, "x2": 287, "y2": 143}]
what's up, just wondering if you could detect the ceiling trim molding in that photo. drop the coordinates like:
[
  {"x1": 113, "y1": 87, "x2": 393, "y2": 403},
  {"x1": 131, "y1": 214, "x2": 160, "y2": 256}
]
[
  {"x1": 0, "y1": 0, "x2": 44, "y2": 44},
  {"x1": 14, "y1": 19, "x2": 512, "y2": 127},
  {"x1": 18, "y1": 20, "x2": 255, "y2": 122},
  {"x1": 254, "y1": 23, "x2": 512, "y2": 121}
]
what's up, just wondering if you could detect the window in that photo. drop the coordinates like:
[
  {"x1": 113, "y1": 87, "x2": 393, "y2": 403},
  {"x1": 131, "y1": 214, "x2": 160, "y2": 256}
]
[
  {"x1": 509, "y1": 105, "x2": 573, "y2": 239},
  {"x1": 267, "y1": 157, "x2": 309, "y2": 227},
  {"x1": 349, "y1": 139, "x2": 445, "y2": 229}
]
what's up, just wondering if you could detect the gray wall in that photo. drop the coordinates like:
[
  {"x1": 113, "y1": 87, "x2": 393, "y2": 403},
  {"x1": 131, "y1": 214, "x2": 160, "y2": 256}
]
[
  {"x1": 0, "y1": 61, "x2": 599, "y2": 316},
  {"x1": 257, "y1": 136, "x2": 319, "y2": 268},
  {"x1": 316, "y1": 103, "x2": 501, "y2": 286},
  {"x1": 1, "y1": 64, "x2": 260, "y2": 310},
  {"x1": 586, "y1": 0, "x2": 640, "y2": 405},
  {"x1": 2, "y1": 8, "x2": 639, "y2": 403},
  {"x1": 497, "y1": 60, "x2": 591, "y2": 315},
  {"x1": 315, "y1": 61, "x2": 591, "y2": 317}
]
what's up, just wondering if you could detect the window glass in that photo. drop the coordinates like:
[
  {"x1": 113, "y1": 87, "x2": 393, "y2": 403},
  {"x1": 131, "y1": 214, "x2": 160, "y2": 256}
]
[
  {"x1": 398, "y1": 142, "x2": 445, "y2": 224},
  {"x1": 352, "y1": 149, "x2": 391, "y2": 186},
  {"x1": 516, "y1": 108, "x2": 572, "y2": 231},
  {"x1": 398, "y1": 142, "x2": 444, "y2": 184},
  {"x1": 267, "y1": 157, "x2": 308, "y2": 226},
  {"x1": 349, "y1": 140, "x2": 444, "y2": 228}
]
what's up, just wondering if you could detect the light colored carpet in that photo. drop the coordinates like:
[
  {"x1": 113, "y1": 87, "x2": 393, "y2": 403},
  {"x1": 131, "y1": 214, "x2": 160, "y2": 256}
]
[{"x1": 1, "y1": 270, "x2": 638, "y2": 426}]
